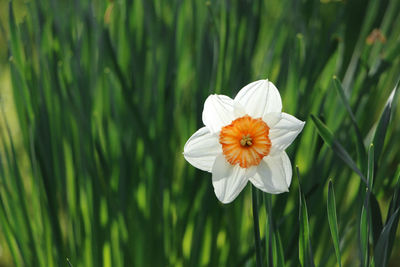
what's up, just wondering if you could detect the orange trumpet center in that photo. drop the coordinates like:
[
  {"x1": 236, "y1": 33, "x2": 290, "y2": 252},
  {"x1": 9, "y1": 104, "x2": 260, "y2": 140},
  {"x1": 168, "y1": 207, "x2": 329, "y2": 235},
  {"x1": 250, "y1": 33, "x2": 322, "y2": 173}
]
[{"x1": 219, "y1": 115, "x2": 271, "y2": 168}]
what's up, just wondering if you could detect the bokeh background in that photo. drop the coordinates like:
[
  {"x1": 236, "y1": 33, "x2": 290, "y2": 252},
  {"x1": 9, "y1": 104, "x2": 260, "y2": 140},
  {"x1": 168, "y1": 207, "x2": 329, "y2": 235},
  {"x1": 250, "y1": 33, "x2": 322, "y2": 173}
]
[{"x1": 0, "y1": 0, "x2": 399, "y2": 266}]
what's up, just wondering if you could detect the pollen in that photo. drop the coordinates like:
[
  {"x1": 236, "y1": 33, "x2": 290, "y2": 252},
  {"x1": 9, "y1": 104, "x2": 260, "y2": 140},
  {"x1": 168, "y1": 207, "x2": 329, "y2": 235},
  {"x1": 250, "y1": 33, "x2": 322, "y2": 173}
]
[
  {"x1": 240, "y1": 135, "x2": 253, "y2": 146},
  {"x1": 219, "y1": 115, "x2": 271, "y2": 168}
]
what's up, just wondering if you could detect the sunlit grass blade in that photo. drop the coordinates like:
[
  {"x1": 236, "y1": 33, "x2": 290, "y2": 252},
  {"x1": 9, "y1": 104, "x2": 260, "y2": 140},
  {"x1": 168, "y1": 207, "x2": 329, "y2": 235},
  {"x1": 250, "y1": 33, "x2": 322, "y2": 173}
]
[
  {"x1": 372, "y1": 81, "x2": 398, "y2": 165},
  {"x1": 310, "y1": 114, "x2": 367, "y2": 185},
  {"x1": 297, "y1": 167, "x2": 315, "y2": 267},
  {"x1": 0, "y1": 111, "x2": 42, "y2": 265},
  {"x1": 327, "y1": 180, "x2": 341, "y2": 267},
  {"x1": 8, "y1": 2, "x2": 23, "y2": 67},
  {"x1": 332, "y1": 76, "x2": 367, "y2": 173},
  {"x1": 67, "y1": 258, "x2": 73, "y2": 267},
  {"x1": 0, "y1": 133, "x2": 24, "y2": 266}
]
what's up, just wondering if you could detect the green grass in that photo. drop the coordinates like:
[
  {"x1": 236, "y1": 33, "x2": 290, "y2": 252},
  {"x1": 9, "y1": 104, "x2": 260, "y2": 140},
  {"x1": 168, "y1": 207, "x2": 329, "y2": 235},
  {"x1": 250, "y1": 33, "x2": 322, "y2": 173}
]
[{"x1": 1, "y1": 0, "x2": 400, "y2": 266}]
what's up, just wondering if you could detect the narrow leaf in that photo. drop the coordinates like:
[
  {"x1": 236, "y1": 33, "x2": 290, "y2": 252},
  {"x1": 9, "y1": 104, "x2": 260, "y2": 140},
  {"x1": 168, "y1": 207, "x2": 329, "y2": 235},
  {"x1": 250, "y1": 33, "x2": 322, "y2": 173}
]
[
  {"x1": 311, "y1": 115, "x2": 367, "y2": 185},
  {"x1": 367, "y1": 144, "x2": 374, "y2": 189},
  {"x1": 327, "y1": 180, "x2": 342, "y2": 267},
  {"x1": 252, "y1": 186, "x2": 263, "y2": 267},
  {"x1": 264, "y1": 195, "x2": 285, "y2": 267},
  {"x1": 360, "y1": 192, "x2": 369, "y2": 267},
  {"x1": 360, "y1": 144, "x2": 374, "y2": 266},
  {"x1": 374, "y1": 208, "x2": 400, "y2": 267},
  {"x1": 274, "y1": 232, "x2": 285, "y2": 267},
  {"x1": 370, "y1": 194, "x2": 383, "y2": 247},
  {"x1": 8, "y1": 2, "x2": 24, "y2": 67},
  {"x1": 333, "y1": 76, "x2": 367, "y2": 173},
  {"x1": 386, "y1": 168, "x2": 400, "y2": 259},
  {"x1": 373, "y1": 82, "x2": 398, "y2": 165},
  {"x1": 297, "y1": 167, "x2": 315, "y2": 267}
]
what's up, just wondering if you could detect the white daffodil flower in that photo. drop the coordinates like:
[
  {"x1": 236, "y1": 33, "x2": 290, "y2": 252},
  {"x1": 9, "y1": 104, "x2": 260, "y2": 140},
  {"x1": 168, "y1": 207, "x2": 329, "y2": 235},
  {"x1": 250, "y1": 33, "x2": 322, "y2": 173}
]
[{"x1": 183, "y1": 80, "x2": 305, "y2": 204}]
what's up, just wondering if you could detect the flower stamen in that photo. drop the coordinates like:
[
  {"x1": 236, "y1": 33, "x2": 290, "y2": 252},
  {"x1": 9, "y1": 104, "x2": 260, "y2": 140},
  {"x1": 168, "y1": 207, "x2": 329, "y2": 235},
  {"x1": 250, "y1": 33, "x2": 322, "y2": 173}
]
[
  {"x1": 240, "y1": 135, "x2": 253, "y2": 146},
  {"x1": 219, "y1": 115, "x2": 271, "y2": 168}
]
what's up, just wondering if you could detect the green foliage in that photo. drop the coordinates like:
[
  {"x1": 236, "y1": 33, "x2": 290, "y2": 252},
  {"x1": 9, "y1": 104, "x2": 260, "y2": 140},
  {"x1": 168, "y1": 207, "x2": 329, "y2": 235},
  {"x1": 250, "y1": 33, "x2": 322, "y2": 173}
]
[
  {"x1": 1, "y1": 0, "x2": 400, "y2": 266},
  {"x1": 333, "y1": 77, "x2": 367, "y2": 173},
  {"x1": 311, "y1": 114, "x2": 367, "y2": 185},
  {"x1": 297, "y1": 168, "x2": 315, "y2": 267},
  {"x1": 360, "y1": 145, "x2": 374, "y2": 267},
  {"x1": 264, "y1": 194, "x2": 285, "y2": 267},
  {"x1": 327, "y1": 180, "x2": 341, "y2": 267},
  {"x1": 374, "y1": 208, "x2": 400, "y2": 267}
]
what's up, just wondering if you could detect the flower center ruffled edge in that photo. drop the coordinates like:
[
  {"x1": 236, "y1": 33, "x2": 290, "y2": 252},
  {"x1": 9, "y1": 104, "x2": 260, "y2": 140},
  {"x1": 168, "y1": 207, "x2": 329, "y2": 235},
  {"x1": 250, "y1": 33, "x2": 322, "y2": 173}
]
[{"x1": 219, "y1": 115, "x2": 271, "y2": 168}]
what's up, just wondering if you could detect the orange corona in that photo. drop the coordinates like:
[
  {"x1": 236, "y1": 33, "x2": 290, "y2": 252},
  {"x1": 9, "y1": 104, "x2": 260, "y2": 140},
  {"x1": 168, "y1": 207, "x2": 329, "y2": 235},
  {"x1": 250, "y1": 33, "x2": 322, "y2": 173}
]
[{"x1": 219, "y1": 115, "x2": 271, "y2": 168}]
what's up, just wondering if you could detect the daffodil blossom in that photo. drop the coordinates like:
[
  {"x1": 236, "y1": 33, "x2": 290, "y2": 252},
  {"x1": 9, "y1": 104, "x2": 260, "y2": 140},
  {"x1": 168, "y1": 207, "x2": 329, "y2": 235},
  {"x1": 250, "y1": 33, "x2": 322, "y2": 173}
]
[{"x1": 183, "y1": 80, "x2": 305, "y2": 203}]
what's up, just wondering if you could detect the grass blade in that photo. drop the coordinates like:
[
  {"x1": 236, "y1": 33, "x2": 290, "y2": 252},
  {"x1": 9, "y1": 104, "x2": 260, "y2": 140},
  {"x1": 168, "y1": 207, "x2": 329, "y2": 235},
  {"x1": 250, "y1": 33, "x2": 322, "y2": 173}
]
[
  {"x1": 264, "y1": 195, "x2": 285, "y2": 267},
  {"x1": 360, "y1": 144, "x2": 374, "y2": 266},
  {"x1": 252, "y1": 186, "x2": 263, "y2": 267},
  {"x1": 360, "y1": 196, "x2": 369, "y2": 267},
  {"x1": 327, "y1": 180, "x2": 341, "y2": 267},
  {"x1": 372, "y1": 81, "x2": 398, "y2": 165},
  {"x1": 370, "y1": 193, "x2": 383, "y2": 248},
  {"x1": 310, "y1": 115, "x2": 367, "y2": 185},
  {"x1": 8, "y1": 2, "x2": 24, "y2": 67},
  {"x1": 332, "y1": 76, "x2": 367, "y2": 173},
  {"x1": 367, "y1": 144, "x2": 374, "y2": 190},
  {"x1": 297, "y1": 167, "x2": 315, "y2": 267},
  {"x1": 374, "y1": 208, "x2": 400, "y2": 267},
  {"x1": 385, "y1": 167, "x2": 400, "y2": 260}
]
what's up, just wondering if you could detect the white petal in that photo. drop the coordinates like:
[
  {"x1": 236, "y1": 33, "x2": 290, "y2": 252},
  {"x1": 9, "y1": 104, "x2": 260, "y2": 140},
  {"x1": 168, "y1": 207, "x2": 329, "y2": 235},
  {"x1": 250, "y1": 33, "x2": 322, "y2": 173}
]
[
  {"x1": 263, "y1": 112, "x2": 282, "y2": 128},
  {"x1": 269, "y1": 113, "x2": 305, "y2": 151},
  {"x1": 249, "y1": 152, "x2": 292, "y2": 194},
  {"x1": 233, "y1": 101, "x2": 246, "y2": 118},
  {"x1": 183, "y1": 127, "x2": 221, "y2": 172},
  {"x1": 234, "y1": 79, "x2": 282, "y2": 118},
  {"x1": 212, "y1": 155, "x2": 248, "y2": 203},
  {"x1": 202, "y1": 95, "x2": 235, "y2": 133}
]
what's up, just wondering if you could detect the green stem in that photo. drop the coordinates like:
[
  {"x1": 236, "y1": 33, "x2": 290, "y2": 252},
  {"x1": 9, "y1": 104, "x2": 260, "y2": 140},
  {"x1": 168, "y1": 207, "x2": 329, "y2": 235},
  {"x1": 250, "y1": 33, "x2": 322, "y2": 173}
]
[{"x1": 252, "y1": 185, "x2": 263, "y2": 267}]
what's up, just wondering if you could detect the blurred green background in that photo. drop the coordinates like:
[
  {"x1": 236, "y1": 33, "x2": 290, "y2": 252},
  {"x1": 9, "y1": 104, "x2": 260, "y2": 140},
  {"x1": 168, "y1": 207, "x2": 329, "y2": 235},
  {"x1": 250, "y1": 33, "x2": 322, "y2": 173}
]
[{"x1": 0, "y1": 0, "x2": 399, "y2": 266}]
